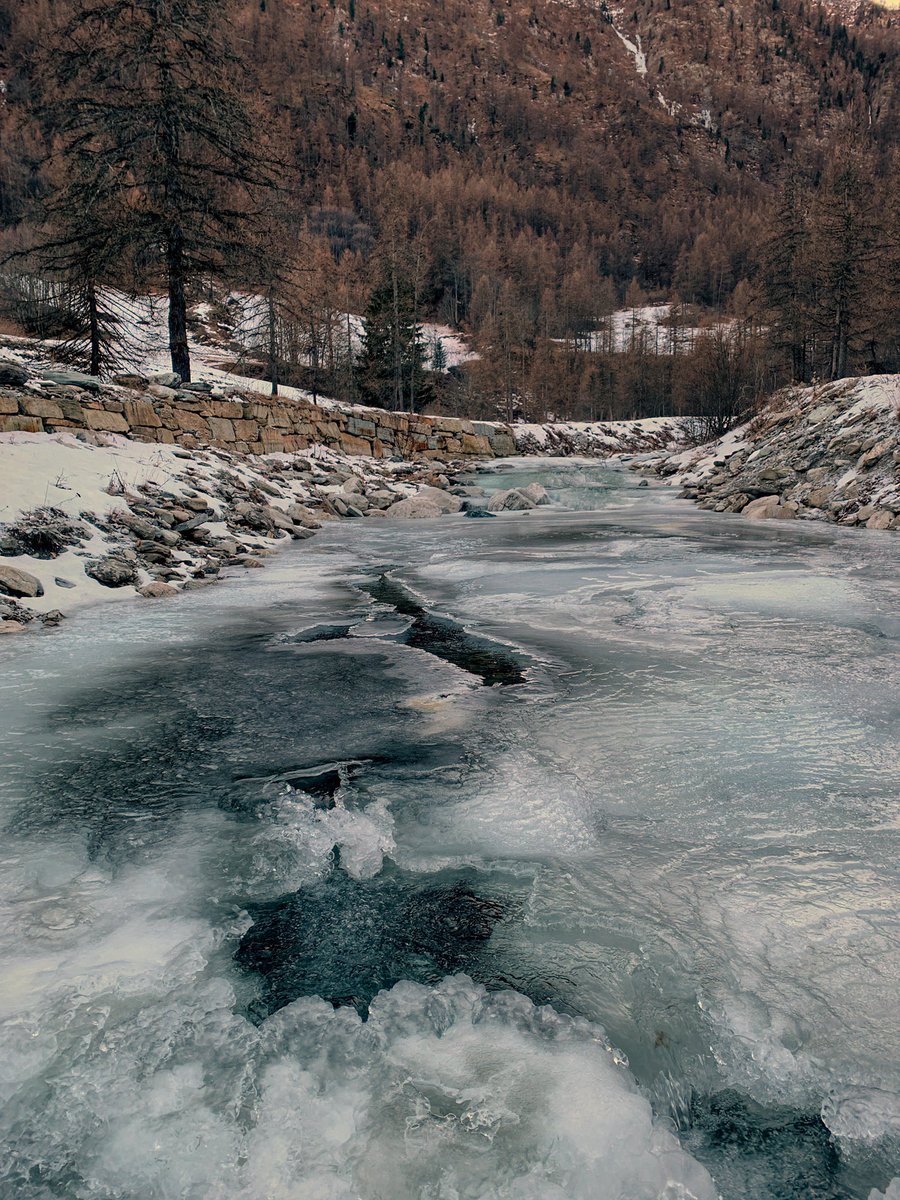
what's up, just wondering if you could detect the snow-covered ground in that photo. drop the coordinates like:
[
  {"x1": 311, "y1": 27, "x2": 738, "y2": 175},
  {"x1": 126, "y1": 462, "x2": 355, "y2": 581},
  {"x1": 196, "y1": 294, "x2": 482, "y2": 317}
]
[
  {"x1": 578, "y1": 304, "x2": 733, "y2": 355},
  {"x1": 0, "y1": 429, "x2": 435, "y2": 623},
  {"x1": 93, "y1": 289, "x2": 477, "y2": 380}
]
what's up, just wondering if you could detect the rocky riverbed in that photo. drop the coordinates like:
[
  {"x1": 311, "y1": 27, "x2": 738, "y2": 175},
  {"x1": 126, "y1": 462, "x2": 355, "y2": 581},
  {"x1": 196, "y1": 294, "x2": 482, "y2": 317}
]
[{"x1": 631, "y1": 375, "x2": 900, "y2": 530}]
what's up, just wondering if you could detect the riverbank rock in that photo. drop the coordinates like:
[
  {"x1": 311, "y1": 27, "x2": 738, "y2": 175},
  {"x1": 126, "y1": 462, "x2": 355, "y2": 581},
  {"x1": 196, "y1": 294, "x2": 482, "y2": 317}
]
[
  {"x1": 741, "y1": 495, "x2": 799, "y2": 520},
  {"x1": 139, "y1": 581, "x2": 179, "y2": 598},
  {"x1": 636, "y1": 375, "x2": 900, "y2": 532},
  {"x1": 0, "y1": 564, "x2": 44, "y2": 598},
  {"x1": 85, "y1": 556, "x2": 138, "y2": 588},
  {"x1": 384, "y1": 497, "x2": 444, "y2": 519}
]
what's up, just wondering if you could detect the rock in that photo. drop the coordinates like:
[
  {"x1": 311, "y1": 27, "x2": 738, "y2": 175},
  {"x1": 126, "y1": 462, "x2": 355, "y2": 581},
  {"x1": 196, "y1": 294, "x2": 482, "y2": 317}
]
[
  {"x1": 464, "y1": 507, "x2": 497, "y2": 519},
  {"x1": 287, "y1": 504, "x2": 321, "y2": 529},
  {"x1": 807, "y1": 487, "x2": 833, "y2": 509},
  {"x1": 486, "y1": 488, "x2": 536, "y2": 513},
  {"x1": 40, "y1": 609, "x2": 66, "y2": 626},
  {"x1": 172, "y1": 513, "x2": 209, "y2": 534},
  {"x1": 238, "y1": 556, "x2": 266, "y2": 568},
  {"x1": 40, "y1": 369, "x2": 102, "y2": 392},
  {"x1": 0, "y1": 564, "x2": 44, "y2": 598},
  {"x1": 741, "y1": 495, "x2": 797, "y2": 521},
  {"x1": 384, "y1": 497, "x2": 444, "y2": 519},
  {"x1": 139, "y1": 581, "x2": 179, "y2": 598},
  {"x1": 866, "y1": 510, "x2": 894, "y2": 530},
  {"x1": 150, "y1": 371, "x2": 182, "y2": 388},
  {"x1": 54, "y1": 576, "x2": 77, "y2": 589},
  {"x1": 416, "y1": 485, "x2": 463, "y2": 513},
  {"x1": 0, "y1": 361, "x2": 29, "y2": 386},
  {"x1": 720, "y1": 491, "x2": 751, "y2": 513},
  {"x1": 637, "y1": 479, "x2": 649, "y2": 488},
  {"x1": 520, "y1": 482, "x2": 550, "y2": 504},
  {"x1": 85, "y1": 556, "x2": 137, "y2": 587},
  {"x1": 0, "y1": 620, "x2": 27, "y2": 634}
]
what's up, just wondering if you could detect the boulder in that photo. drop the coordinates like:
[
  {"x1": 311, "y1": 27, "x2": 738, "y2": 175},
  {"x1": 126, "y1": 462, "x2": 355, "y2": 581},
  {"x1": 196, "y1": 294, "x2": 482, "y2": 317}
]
[
  {"x1": 741, "y1": 495, "x2": 798, "y2": 521},
  {"x1": 487, "y1": 488, "x2": 536, "y2": 513},
  {"x1": 0, "y1": 620, "x2": 27, "y2": 634},
  {"x1": 41, "y1": 369, "x2": 102, "y2": 392},
  {"x1": 416, "y1": 485, "x2": 463, "y2": 514},
  {"x1": 384, "y1": 497, "x2": 444, "y2": 519},
  {"x1": 866, "y1": 510, "x2": 894, "y2": 531},
  {"x1": 150, "y1": 371, "x2": 182, "y2": 388},
  {"x1": 85, "y1": 556, "x2": 137, "y2": 588},
  {"x1": 0, "y1": 361, "x2": 29, "y2": 387},
  {"x1": 54, "y1": 576, "x2": 76, "y2": 589},
  {"x1": 139, "y1": 581, "x2": 179, "y2": 598},
  {"x1": 464, "y1": 507, "x2": 496, "y2": 519},
  {"x1": 0, "y1": 564, "x2": 44, "y2": 598},
  {"x1": 519, "y1": 482, "x2": 550, "y2": 505}
]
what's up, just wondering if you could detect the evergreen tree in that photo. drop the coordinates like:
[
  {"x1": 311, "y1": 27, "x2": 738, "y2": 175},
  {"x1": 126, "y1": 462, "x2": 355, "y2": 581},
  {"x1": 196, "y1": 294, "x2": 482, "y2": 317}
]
[
  {"x1": 358, "y1": 268, "x2": 433, "y2": 412},
  {"x1": 762, "y1": 173, "x2": 814, "y2": 382},
  {"x1": 431, "y1": 336, "x2": 448, "y2": 372},
  {"x1": 36, "y1": 0, "x2": 276, "y2": 382}
]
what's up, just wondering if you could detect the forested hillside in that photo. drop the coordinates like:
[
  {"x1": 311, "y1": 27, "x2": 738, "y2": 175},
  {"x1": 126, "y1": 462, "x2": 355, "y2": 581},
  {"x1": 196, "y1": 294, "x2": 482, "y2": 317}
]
[{"x1": 1, "y1": 0, "x2": 898, "y2": 418}]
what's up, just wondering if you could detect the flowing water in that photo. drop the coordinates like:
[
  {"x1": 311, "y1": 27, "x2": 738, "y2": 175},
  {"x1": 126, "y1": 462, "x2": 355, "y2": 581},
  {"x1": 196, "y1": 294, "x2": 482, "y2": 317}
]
[{"x1": 1, "y1": 460, "x2": 898, "y2": 1200}]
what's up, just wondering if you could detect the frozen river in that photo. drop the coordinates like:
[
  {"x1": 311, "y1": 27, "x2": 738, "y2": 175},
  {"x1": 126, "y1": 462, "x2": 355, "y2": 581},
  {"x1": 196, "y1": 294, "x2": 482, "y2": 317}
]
[{"x1": 1, "y1": 461, "x2": 898, "y2": 1199}]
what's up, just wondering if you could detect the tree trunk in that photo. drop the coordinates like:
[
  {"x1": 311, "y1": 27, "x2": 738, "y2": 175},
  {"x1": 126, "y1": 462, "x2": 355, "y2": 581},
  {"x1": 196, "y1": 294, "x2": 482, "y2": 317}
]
[
  {"x1": 87, "y1": 282, "x2": 101, "y2": 376},
  {"x1": 167, "y1": 230, "x2": 191, "y2": 382},
  {"x1": 268, "y1": 291, "x2": 278, "y2": 396}
]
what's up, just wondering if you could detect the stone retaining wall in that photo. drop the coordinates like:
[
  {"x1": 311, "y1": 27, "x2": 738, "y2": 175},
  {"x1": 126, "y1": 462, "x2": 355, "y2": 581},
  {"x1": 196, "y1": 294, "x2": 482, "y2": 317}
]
[{"x1": 0, "y1": 373, "x2": 518, "y2": 460}]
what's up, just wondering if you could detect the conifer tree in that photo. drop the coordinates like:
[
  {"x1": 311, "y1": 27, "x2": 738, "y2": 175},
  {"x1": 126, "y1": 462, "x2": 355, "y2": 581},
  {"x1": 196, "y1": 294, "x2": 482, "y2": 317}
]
[
  {"x1": 37, "y1": 0, "x2": 276, "y2": 381},
  {"x1": 358, "y1": 266, "x2": 433, "y2": 412}
]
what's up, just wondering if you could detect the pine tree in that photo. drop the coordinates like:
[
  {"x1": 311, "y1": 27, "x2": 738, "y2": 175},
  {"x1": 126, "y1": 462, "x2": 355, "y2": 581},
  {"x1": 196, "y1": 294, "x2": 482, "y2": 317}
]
[
  {"x1": 37, "y1": 0, "x2": 277, "y2": 382},
  {"x1": 762, "y1": 173, "x2": 814, "y2": 382},
  {"x1": 808, "y1": 154, "x2": 884, "y2": 381},
  {"x1": 358, "y1": 267, "x2": 433, "y2": 412}
]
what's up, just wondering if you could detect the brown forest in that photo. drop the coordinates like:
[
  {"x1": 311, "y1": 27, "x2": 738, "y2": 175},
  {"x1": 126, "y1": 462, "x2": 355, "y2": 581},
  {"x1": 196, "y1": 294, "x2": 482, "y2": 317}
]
[{"x1": 0, "y1": 0, "x2": 898, "y2": 421}]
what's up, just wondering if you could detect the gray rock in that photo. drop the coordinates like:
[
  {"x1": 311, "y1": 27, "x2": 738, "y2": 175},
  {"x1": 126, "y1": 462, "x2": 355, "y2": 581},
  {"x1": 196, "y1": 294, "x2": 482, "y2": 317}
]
[
  {"x1": 520, "y1": 482, "x2": 550, "y2": 504},
  {"x1": 384, "y1": 497, "x2": 444, "y2": 519},
  {"x1": 486, "y1": 488, "x2": 536, "y2": 513},
  {"x1": 416, "y1": 486, "x2": 463, "y2": 514},
  {"x1": 0, "y1": 361, "x2": 29, "y2": 386},
  {"x1": 173, "y1": 513, "x2": 209, "y2": 534},
  {"x1": 150, "y1": 371, "x2": 182, "y2": 388},
  {"x1": 55, "y1": 576, "x2": 77, "y2": 589},
  {"x1": 40, "y1": 369, "x2": 102, "y2": 392},
  {"x1": 85, "y1": 556, "x2": 137, "y2": 587},
  {"x1": 464, "y1": 508, "x2": 496, "y2": 519},
  {"x1": 0, "y1": 564, "x2": 44, "y2": 598}
]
